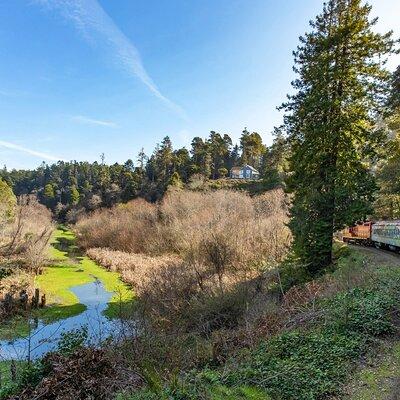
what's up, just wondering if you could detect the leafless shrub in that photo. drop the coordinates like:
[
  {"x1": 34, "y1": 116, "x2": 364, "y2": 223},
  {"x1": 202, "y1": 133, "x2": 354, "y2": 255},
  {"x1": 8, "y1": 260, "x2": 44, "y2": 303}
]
[
  {"x1": 80, "y1": 189, "x2": 292, "y2": 336},
  {"x1": 86, "y1": 247, "x2": 181, "y2": 289},
  {"x1": 0, "y1": 270, "x2": 34, "y2": 301},
  {"x1": 65, "y1": 207, "x2": 86, "y2": 224},
  {"x1": 76, "y1": 199, "x2": 157, "y2": 253},
  {"x1": 0, "y1": 196, "x2": 54, "y2": 315}
]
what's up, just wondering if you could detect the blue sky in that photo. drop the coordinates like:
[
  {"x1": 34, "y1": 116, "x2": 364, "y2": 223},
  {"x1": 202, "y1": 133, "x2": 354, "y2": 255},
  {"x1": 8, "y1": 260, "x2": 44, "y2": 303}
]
[{"x1": 0, "y1": 0, "x2": 399, "y2": 170}]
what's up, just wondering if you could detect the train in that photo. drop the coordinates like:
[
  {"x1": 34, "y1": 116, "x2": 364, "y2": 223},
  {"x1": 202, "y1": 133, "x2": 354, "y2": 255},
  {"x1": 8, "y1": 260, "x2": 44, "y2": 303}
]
[{"x1": 342, "y1": 220, "x2": 400, "y2": 251}]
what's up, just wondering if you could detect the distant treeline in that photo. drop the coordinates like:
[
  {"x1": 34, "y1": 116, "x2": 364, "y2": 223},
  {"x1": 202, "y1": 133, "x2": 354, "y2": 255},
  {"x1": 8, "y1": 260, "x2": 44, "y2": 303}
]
[{"x1": 0, "y1": 128, "x2": 288, "y2": 219}]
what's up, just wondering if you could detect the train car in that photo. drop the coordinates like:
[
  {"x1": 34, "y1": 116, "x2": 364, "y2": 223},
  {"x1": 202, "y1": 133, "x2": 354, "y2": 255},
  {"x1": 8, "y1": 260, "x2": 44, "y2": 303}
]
[
  {"x1": 342, "y1": 220, "x2": 400, "y2": 252},
  {"x1": 371, "y1": 220, "x2": 400, "y2": 251},
  {"x1": 342, "y1": 221, "x2": 372, "y2": 244}
]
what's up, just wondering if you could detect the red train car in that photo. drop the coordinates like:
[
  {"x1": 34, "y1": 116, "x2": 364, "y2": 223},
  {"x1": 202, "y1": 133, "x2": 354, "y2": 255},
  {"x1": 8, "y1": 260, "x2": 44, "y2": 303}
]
[{"x1": 342, "y1": 221, "x2": 372, "y2": 244}]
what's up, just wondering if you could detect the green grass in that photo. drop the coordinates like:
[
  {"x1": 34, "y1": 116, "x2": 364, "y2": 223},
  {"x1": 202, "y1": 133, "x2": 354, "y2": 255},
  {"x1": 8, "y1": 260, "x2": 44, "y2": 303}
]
[
  {"x1": 37, "y1": 229, "x2": 134, "y2": 319},
  {"x1": 0, "y1": 316, "x2": 32, "y2": 341},
  {"x1": 0, "y1": 361, "x2": 11, "y2": 384},
  {"x1": 0, "y1": 360, "x2": 26, "y2": 387},
  {"x1": 48, "y1": 228, "x2": 74, "y2": 261},
  {"x1": 0, "y1": 228, "x2": 134, "y2": 341}
]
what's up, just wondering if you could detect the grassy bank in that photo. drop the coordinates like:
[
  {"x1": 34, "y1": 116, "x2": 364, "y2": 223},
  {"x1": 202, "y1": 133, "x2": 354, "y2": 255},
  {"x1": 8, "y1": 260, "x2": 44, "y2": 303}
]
[
  {"x1": 344, "y1": 340, "x2": 400, "y2": 399},
  {"x1": 37, "y1": 229, "x2": 134, "y2": 320},
  {"x1": 0, "y1": 229, "x2": 134, "y2": 340}
]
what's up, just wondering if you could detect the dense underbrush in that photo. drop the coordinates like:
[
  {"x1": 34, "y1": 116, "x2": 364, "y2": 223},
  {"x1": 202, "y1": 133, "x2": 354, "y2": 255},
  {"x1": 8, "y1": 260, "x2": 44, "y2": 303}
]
[
  {"x1": 71, "y1": 189, "x2": 400, "y2": 399},
  {"x1": 119, "y1": 254, "x2": 400, "y2": 400},
  {"x1": 3, "y1": 231, "x2": 399, "y2": 399},
  {"x1": 78, "y1": 189, "x2": 291, "y2": 334}
]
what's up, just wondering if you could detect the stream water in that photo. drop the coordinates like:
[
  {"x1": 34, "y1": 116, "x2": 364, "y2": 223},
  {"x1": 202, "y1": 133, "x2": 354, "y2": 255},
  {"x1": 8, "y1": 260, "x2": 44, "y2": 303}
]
[
  {"x1": 0, "y1": 231, "x2": 131, "y2": 361},
  {"x1": 0, "y1": 280, "x2": 124, "y2": 360}
]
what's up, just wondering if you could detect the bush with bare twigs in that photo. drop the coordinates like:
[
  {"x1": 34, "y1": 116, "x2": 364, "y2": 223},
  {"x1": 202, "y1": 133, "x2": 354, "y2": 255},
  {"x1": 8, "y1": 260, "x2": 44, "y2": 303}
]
[
  {"x1": 0, "y1": 195, "x2": 54, "y2": 306},
  {"x1": 75, "y1": 198, "x2": 157, "y2": 253},
  {"x1": 78, "y1": 189, "x2": 291, "y2": 335}
]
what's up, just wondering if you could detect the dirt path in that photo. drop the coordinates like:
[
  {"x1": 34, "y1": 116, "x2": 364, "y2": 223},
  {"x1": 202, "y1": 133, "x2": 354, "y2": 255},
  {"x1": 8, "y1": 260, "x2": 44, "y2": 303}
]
[{"x1": 349, "y1": 244, "x2": 400, "y2": 267}]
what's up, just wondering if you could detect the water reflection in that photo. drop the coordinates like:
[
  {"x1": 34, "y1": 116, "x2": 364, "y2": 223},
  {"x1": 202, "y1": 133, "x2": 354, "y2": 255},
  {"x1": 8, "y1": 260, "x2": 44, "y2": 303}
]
[{"x1": 0, "y1": 281, "x2": 123, "y2": 360}]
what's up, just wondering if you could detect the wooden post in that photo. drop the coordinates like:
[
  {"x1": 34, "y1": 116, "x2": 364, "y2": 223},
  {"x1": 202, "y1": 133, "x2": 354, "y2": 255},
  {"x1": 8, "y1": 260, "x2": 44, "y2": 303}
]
[
  {"x1": 19, "y1": 290, "x2": 28, "y2": 310},
  {"x1": 40, "y1": 294, "x2": 46, "y2": 308},
  {"x1": 35, "y1": 288, "x2": 40, "y2": 309}
]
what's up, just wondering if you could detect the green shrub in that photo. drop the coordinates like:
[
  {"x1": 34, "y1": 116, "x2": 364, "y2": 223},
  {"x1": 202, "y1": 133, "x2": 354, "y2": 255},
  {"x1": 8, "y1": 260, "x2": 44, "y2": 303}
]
[
  {"x1": 126, "y1": 262, "x2": 400, "y2": 400},
  {"x1": 328, "y1": 288, "x2": 395, "y2": 336},
  {"x1": 56, "y1": 326, "x2": 88, "y2": 356},
  {"x1": 0, "y1": 361, "x2": 46, "y2": 400},
  {"x1": 223, "y1": 330, "x2": 365, "y2": 400}
]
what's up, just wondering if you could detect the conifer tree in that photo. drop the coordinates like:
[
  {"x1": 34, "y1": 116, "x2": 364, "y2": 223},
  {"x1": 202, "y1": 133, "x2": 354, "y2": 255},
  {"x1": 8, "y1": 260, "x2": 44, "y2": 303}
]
[
  {"x1": 281, "y1": 0, "x2": 396, "y2": 274},
  {"x1": 0, "y1": 178, "x2": 16, "y2": 225}
]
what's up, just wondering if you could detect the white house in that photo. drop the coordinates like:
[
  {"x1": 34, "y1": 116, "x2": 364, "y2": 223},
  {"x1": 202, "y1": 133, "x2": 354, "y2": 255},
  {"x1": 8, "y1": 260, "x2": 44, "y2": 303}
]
[{"x1": 230, "y1": 165, "x2": 260, "y2": 180}]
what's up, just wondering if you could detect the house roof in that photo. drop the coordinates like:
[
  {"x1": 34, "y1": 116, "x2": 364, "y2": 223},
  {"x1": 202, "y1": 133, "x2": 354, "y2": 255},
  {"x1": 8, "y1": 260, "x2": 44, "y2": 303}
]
[
  {"x1": 230, "y1": 165, "x2": 260, "y2": 174},
  {"x1": 244, "y1": 165, "x2": 260, "y2": 173}
]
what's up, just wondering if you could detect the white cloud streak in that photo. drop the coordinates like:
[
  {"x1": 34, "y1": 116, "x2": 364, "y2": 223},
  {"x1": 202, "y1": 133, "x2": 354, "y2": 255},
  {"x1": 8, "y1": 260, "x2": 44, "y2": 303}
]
[
  {"x1": 72, "y1": 115, "x2": 118, "y2": 127},
  {"x1": 35, "y1": 0, "x2": 187, "y2": 119},
  {"x1": 0, "y1": 90, "x2": 28, "y2": 97},
  {"x1": 0, "y1": 140, "x2": 65, "y2": 162}
]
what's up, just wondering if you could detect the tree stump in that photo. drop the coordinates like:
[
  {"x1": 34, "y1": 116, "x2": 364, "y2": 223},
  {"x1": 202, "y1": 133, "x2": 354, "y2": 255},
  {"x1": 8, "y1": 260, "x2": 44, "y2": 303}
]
[
  {"x1": 19, "y1": 290, "x2": 28, "y2": 310},
  {"x1": 40, "y1": 293, "x2": 46, "y2": 308},
  {"x1": 4, "y1": 293, "x2": 14, "y2": 314}
]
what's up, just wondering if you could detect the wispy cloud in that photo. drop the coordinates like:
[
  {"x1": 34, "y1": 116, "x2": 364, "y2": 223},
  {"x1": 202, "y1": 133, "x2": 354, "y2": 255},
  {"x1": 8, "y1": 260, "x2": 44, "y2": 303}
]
[
  {"x1": 0, "y1": 140, "x2": 65, "y2": 162},
  {"x1": 0, "y1": 89, "x2": 29, "y2": 97},
  {"x1": 72, "y1": 115, "x2": 118, "y2": 128},
  {"x1": 35, "y1": 0, "x2": 187, "y2": 119}
]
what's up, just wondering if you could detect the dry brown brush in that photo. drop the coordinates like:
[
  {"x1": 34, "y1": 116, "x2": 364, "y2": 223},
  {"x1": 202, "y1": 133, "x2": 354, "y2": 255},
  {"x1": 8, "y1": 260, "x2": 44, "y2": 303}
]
[
  {"x1": 0, "y1": 195, "x2": 54, "y2": 314},
  {"x1": 79, "y1": 189, "x2": 291, "y2": 335}
]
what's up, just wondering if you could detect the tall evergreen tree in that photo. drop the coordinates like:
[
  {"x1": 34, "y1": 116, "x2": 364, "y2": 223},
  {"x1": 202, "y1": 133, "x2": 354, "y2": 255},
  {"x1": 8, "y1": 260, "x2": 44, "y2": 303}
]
[
  {"x1": 0, "y1": 178, "x2": 16, "y2": 225},
  {"x1": 388, "y1": 65, "x2": 400, "y2": 110},
  {"x1": 281, "y1": 0, "x2": 395, "y2": 274},
  {"x1": 240, "y1": 128, "x2": 265, "y2": 168}
]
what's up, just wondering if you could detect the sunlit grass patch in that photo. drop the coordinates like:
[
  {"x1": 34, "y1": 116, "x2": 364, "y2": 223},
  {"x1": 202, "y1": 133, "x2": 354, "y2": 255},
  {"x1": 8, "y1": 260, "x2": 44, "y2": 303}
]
[
  {"x1": 38, "y1": 229, "x2": 134, "y2": 321},
  {"x1": 1, "y1": 228, "x2": 133, "y2": 342}
]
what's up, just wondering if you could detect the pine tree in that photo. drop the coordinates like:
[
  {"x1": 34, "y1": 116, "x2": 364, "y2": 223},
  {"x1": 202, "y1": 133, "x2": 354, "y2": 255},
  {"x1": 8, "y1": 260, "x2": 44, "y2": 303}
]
[
  {"x1": 207, "y1": 131, "x2": 232, "y2": 178},
  {"x1": 43, "y1": 183, "x2": 56, "y2": 207},
  {"x1": 374, "y1": 65, "x2": 400, "y2": 219},
  {"x1": 388, "y1": 65, "x2": 400, "y2": 110},
  {"x1": 69, "y1": 185, "x2": 80, "y2": 205},
  {"x1": 168, "y1": 171, "x2": 184, "y2": 189},
  {"x1": 0, "y1": 178, "x2": 16, "y2": 225},
  {"x1": 240, "y1": 128, "x2": 265, "y2": 168},
  {"x1": 281, "y1": 0, "x2": 396, "y2": 274}
]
